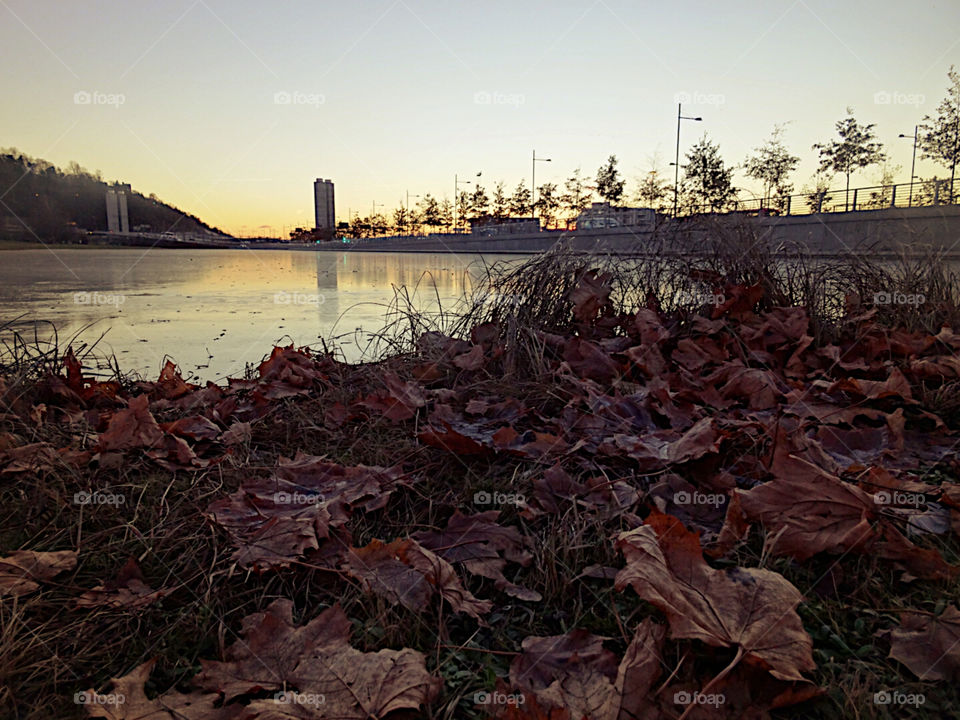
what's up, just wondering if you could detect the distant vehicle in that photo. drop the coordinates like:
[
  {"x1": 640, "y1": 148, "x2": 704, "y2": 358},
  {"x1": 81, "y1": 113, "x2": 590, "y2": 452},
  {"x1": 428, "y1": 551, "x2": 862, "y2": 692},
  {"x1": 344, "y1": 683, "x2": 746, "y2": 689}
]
[{"x1": 160, "y1": 232, "x2": 178, "y2": 239}]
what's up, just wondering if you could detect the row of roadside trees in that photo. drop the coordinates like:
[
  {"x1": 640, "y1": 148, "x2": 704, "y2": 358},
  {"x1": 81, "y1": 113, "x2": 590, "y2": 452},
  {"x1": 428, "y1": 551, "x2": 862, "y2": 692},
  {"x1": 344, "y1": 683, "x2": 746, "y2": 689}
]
[{"x1": 324, "y1": 66, "x2": 959, "y2": 239}]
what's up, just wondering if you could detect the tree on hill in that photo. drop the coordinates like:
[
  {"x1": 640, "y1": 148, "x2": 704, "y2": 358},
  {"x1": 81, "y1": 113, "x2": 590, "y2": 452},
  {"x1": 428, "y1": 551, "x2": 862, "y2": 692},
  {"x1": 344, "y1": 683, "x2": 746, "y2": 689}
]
[{"x1": 0, "y1": 148, "x2": 224, "y2": 241}]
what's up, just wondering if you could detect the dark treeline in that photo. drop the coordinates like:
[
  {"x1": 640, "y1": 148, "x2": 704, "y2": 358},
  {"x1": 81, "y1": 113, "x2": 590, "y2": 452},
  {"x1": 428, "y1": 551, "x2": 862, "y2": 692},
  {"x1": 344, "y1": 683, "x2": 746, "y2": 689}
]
[{"x1": 0, "y1": 149, "x2": 224, "y2": 242}]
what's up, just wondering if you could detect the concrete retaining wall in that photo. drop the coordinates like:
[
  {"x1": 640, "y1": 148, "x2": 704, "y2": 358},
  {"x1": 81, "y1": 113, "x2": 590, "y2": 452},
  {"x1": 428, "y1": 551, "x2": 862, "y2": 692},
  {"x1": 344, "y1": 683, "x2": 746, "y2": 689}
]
[{"x1": 321, "y1": 204, "x2": 960, "y2": 257}]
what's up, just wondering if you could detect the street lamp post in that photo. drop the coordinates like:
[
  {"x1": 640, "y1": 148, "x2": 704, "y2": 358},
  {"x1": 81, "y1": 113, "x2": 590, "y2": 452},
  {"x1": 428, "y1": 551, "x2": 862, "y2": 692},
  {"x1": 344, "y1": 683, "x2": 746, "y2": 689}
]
[
  {"x1": 532, "y1": 150, "x2": 552, "y2": 219},
  {"x1": 673, "y1": 104, "x2": 702, "y2": 218},
  {"x1": 406, "y1": 191, "x2": 420, "y2": 212},
  {"x1": 898, "y1": 126, "x2": 919, "y2": 207},
  {"x1": 454, "y1": 173, "x2": 479, "y2": 233}
]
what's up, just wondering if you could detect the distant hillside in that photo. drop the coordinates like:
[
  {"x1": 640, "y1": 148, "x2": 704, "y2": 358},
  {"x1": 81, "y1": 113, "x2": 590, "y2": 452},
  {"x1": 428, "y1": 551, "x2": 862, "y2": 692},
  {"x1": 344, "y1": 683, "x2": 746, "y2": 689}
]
[{"x1": 0, "y1": 148, "x2": 226, "y2": 241}]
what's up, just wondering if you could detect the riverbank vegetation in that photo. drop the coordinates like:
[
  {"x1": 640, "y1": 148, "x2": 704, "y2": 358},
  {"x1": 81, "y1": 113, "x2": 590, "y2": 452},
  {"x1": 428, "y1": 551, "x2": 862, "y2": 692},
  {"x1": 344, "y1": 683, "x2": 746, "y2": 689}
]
[{"x1": 2, "y1": 238, "x2": 960, "y2": 719}]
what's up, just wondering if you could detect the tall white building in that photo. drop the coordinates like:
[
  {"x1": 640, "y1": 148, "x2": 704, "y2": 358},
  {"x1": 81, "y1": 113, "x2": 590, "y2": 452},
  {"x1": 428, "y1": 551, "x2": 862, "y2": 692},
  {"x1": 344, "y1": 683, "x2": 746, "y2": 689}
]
[
  {"x1": 314, "y1": 178, "x2": 335, "y2": 231},
  {"x1": 105, "y1": 184, "x2": 130, "y2": 233}
]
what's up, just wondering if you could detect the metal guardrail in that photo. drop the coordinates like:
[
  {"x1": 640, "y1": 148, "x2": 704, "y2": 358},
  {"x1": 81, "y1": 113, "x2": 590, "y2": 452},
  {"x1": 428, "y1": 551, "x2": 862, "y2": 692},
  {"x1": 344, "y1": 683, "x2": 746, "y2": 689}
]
[{"x1": 683, "y1": 178, "x2": 957, "y2": 217}]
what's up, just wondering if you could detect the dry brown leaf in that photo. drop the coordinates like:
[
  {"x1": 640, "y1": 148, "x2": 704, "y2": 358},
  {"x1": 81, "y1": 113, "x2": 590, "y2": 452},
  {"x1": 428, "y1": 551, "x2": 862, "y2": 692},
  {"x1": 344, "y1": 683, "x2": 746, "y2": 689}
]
[
  {"x1": 343, "y1": 538, "x2": 493, "y2": 619},
  {"x1": 889, "y1": 606, "x2": 960, "y2": 681},
  {"x1": 614, "y1": 510, "x2": 815, "y2": 682},
  {"x1": 0, "y1": 549, "x2": 76, "y2": 597}
]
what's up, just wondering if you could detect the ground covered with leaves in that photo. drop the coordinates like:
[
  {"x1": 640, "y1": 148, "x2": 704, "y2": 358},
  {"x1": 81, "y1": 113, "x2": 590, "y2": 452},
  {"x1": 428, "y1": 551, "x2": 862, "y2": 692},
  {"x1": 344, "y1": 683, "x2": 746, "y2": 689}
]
[{"x1": 3, "y1": 247, "x2": 960, "y2": 719}]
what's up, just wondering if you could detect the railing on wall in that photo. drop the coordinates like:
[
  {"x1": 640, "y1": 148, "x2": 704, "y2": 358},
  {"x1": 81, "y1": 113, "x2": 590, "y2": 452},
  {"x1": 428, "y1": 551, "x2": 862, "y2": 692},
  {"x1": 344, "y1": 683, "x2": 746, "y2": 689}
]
[{"x1": 682, "y1": 177, "x2": 957, "y2": 218}]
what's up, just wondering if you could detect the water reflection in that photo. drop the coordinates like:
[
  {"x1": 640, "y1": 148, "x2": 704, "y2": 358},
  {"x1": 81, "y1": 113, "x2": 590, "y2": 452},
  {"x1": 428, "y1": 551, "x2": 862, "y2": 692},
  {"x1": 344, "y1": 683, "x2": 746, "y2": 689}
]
[{"x1": 0, "y1": 248, "x2": 521, "y2": 381}]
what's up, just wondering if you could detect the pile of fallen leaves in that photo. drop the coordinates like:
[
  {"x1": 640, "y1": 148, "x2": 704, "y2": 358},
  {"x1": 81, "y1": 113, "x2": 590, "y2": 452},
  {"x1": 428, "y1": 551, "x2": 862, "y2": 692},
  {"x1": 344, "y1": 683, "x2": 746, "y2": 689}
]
[{"x1": 3, "y1": 265, "x2": 960, "y2": 719}]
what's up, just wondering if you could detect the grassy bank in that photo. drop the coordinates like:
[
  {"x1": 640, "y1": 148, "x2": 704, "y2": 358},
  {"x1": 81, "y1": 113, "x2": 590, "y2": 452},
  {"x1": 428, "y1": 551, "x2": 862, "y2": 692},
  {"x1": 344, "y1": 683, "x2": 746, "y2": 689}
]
[{"x1": 2, "y1": 236, "x2": 960, "y2": 719}]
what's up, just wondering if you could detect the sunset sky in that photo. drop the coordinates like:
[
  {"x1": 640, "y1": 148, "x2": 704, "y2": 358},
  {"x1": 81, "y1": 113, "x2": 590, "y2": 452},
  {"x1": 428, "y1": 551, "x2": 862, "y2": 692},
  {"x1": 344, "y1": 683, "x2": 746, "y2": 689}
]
[{"x1": 2, "y1": 0, "x2": 958, "y2": 237}]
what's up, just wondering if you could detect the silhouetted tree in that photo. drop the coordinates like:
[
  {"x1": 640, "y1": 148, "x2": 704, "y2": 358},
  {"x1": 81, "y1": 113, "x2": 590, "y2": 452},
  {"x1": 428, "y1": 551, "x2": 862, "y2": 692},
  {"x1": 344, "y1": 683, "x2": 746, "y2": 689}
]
[
  {"x1": 509, "y1": 181, "x2": 532, "y2": 216},
  {"x1": 595, "y1": 155, "x2": 625, "y2": 205},
  {"x1": 534, "y1": 182, "x2": 560, "y2": 227},
  {"x1": 744, "y1": 124, "x2": 799, "y2": 211},
  {"x1": 470, "y1": 184, "x2": 489, "y2": 217},
  {"x1": 919, "y1": 65, "x2": 960, "y2": 202},
  {"x1": 682, "y1": 135, "x2": 736, "y2": 212},
  {"x1": 812, "y1": 108, "x2": 886, "y2": 211},
  {"x1": 491, "y1": 182, "x2": 509, "y2": 219},
  {"x1": 561, "y1": 168, "x2": 593, "y2": 227}
]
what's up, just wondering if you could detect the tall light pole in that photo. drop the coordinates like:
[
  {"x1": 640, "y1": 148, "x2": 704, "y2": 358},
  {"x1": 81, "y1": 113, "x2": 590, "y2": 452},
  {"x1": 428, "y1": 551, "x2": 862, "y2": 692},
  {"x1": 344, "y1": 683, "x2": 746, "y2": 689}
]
[
  {"x1": 454, "y1": 172, "x2": 480, "y2": 232},
  {"x1": 406, "y1": 191, "x2": 420, "y2": 212},
  {"x1": 532, "y1": 150, "x2": 552, "y2": 219},
  {"x1": 899, "y1": 126, "x2": 919, "y2": 207},
  {"x1": 673, "y1": 104, "x2": 702, "y2": 218}
]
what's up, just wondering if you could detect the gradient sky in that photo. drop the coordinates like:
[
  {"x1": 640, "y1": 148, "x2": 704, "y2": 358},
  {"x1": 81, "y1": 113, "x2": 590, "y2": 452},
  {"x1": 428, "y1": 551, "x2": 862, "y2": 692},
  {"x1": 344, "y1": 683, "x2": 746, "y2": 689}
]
[{"x1": 2, "y1": 0, "x2": 958, "y2": 236}]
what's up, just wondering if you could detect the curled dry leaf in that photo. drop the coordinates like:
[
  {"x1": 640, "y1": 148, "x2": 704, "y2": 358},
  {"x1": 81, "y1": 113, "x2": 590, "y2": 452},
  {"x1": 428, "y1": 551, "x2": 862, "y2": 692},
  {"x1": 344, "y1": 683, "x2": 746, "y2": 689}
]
[
  {"x1": 75, "y1": 557, "x2": 166, "y2": 611},
  {"x1": 888, "y1": 605, "x2": 960, "y2": 681},
  {"x1": 0, "y1": 549, "x2": 77, "y2": 597},
  {"x1": 614, "y1": 510, "x2": 815, "y2": 682},
  {"x1": 413, "y1": 510, "x2": 541, "y2": 601},
  {"x1": 343, "y1": 538, "x2": 493, "y2": 619}
]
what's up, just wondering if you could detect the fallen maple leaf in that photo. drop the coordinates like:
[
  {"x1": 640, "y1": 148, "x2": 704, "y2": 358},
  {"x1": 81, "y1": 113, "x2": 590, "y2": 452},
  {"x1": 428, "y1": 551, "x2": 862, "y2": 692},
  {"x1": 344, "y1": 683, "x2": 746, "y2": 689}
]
[
  {"x1": 888, "y1": 606, "x2": 960, "y2": 681},
  {"x1": 97, "y1": 395, "x2": 164, "y2": 452},
  {"x1": 343, "y1": 538, "x2": 493, "y2": 619},
  {"x1": 198, "y1": 600, "x2": 441, "y2": 718},
  {"x1": 413, "y1": 510, "x2": 541, "y2": 601},
  {"x1": 736, "y1": 459, "x2": 876, "y2": 561},
  {"x1": 75, "y1": 557, "x2": 166, "y2": 610},
  {"x1": 614, "y1": 510, "x2": 815, "y2": 682},
  {"x1": 81, "y1": 659, "x2": 248, "y2": 719},
  {"x1": 0, "y1": 549, "x2": 76, "y2": 597}
]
